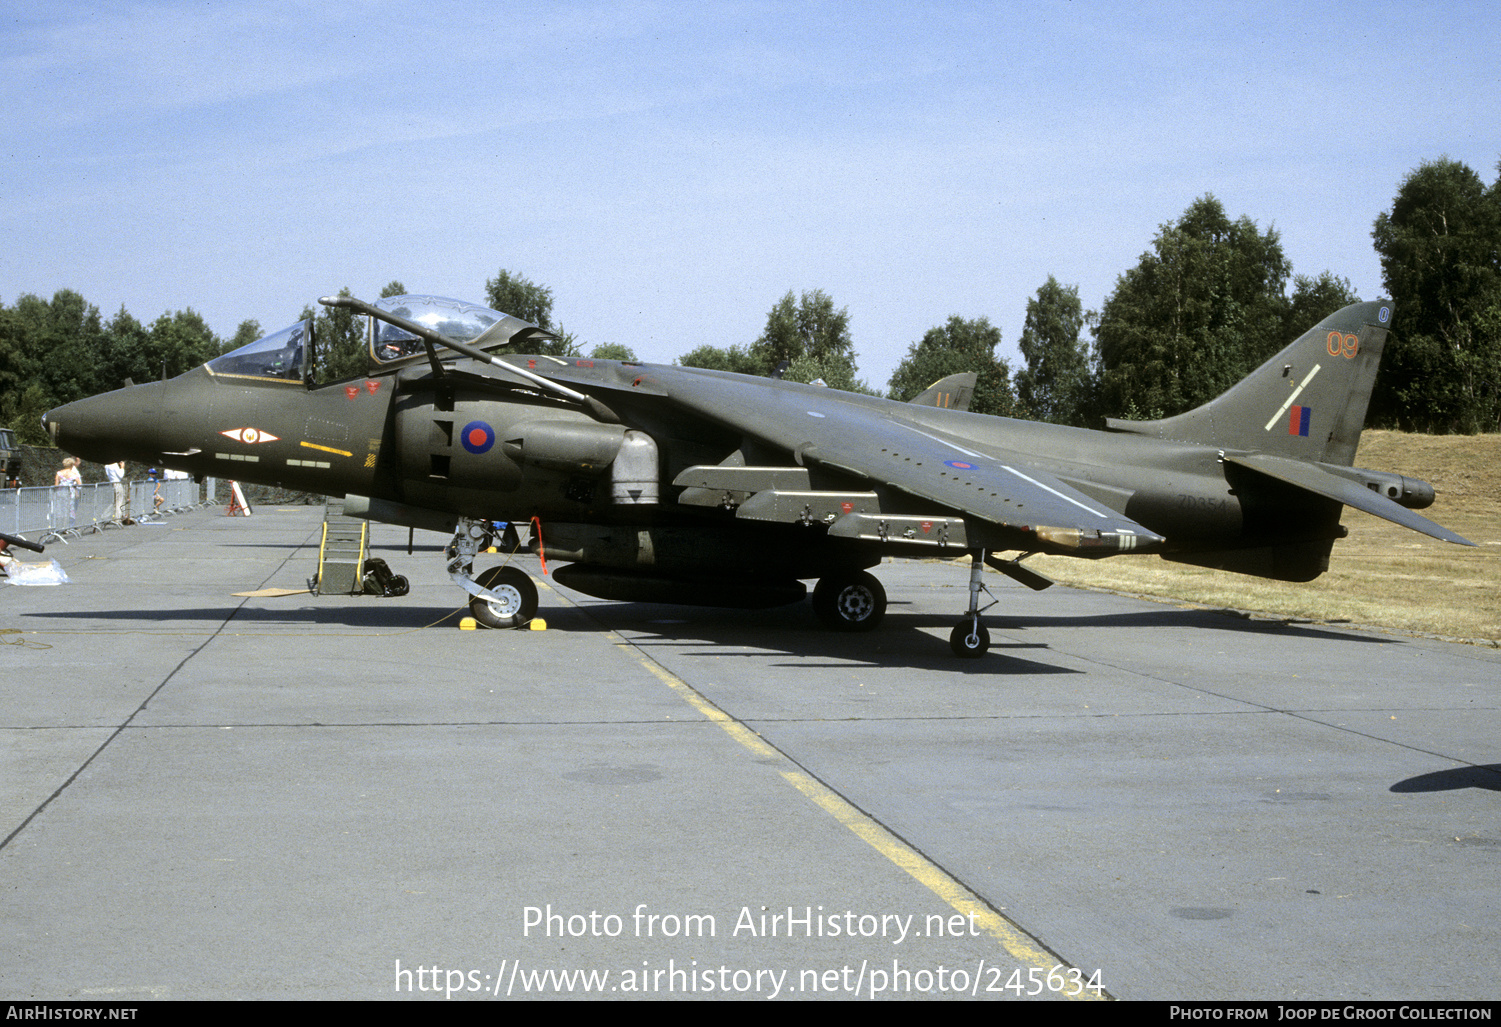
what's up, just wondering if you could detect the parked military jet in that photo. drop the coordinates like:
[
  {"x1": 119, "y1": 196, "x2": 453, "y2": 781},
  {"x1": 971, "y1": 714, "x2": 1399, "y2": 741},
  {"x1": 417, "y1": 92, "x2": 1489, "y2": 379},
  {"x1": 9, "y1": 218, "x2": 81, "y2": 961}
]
[{"x1": 42, "y1": 294, "x2": 1471, "y2": 656}]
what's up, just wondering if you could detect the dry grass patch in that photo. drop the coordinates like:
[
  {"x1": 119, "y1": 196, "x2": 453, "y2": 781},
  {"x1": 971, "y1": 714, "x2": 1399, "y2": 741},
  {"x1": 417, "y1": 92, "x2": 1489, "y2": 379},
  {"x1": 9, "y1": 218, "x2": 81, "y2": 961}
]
[{"x1": 1027, "y1": 431, "x2": 1501, "y2": 643}]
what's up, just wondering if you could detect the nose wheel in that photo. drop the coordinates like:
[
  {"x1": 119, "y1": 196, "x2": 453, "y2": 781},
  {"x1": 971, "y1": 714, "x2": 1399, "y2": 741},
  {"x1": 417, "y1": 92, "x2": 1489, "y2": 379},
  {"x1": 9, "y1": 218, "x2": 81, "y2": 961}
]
[
  {"x1": 447, "y1": 517, "x2": 538, "y2": 629},
  {"x1": 469, "y1": 565, "x2": 538, "y2": 629}
]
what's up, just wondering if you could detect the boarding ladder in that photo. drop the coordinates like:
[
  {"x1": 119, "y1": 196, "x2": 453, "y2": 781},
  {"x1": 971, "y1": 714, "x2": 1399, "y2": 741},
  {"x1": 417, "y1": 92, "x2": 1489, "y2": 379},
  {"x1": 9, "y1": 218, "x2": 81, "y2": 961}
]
[{"x1": 313, "y1": 499, "x2": 368, "y2": 595}]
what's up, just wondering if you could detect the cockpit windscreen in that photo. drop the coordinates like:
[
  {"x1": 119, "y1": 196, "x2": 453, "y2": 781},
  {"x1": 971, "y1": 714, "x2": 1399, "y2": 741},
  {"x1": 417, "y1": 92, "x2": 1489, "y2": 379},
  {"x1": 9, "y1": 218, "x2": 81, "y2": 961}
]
[{"x1": 206, "y1": 321, "x2": 308, "y2": 381}]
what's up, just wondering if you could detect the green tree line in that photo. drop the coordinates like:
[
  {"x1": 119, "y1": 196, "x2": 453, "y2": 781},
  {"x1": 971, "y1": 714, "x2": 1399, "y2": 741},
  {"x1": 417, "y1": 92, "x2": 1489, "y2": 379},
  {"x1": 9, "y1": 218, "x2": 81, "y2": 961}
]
[
  {"x1": 680, "y1": 158, "x2": 1499, "y2": 435},
  {"x1": 6, "y1": 156, "x2": 1497, "y2": 442},
  {"x1": 0, "y1": 298, "x2": 229, "y2": 444}
]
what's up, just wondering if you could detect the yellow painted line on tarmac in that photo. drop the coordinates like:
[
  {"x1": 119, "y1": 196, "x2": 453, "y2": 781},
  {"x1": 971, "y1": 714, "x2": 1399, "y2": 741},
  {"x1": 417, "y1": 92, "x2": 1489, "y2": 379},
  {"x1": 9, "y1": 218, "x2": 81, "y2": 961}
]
[
  {"x1": 777, "y1": 769, "x2": 1103, "y2": 998},
  {"x1": 596, "y1": 623, "x2": 1108, "y2": 1000},
  {"x1": 621, "y1": 641, "x2": 782, "y2": 759}
]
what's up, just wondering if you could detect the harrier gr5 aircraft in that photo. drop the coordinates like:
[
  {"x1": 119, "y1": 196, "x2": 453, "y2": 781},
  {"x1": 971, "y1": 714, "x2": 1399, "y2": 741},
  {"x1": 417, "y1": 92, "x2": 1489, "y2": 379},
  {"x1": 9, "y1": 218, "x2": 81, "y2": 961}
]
[{"x1": 42, "y1": 294, "x2": 1472, "y2": 656}]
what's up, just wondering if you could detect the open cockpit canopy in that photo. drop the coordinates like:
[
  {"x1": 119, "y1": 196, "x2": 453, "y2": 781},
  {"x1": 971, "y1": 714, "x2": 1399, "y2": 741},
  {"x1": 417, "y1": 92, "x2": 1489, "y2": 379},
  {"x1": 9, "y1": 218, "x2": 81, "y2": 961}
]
[
  {"x1": 203, "y1": 295, "x2": 550, "y2": 384},
  {"x1": 368, "y1": 295, "x2": 547, "y2": 367}
]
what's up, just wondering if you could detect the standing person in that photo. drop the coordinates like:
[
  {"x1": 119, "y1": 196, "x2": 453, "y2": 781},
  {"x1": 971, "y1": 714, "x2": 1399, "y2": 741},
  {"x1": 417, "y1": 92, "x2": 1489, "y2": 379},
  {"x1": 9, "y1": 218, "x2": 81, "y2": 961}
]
[
  {"x1": 106, "y1": 461, "x2": 127, "y2": 522},
  {"x1": 54, "y1": 456, "x2": 82, "y2": 527}
]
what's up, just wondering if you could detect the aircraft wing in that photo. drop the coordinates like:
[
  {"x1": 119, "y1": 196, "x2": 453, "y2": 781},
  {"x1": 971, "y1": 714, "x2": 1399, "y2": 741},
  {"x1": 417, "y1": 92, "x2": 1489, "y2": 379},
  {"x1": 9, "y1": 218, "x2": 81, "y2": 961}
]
[{"x1": 649, "y1": 368, "x2": 1164, "y2": 552}]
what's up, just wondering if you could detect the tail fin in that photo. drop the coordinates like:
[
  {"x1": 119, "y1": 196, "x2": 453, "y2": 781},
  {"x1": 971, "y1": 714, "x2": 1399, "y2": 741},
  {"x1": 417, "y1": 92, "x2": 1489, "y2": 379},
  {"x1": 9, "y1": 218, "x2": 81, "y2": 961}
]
[
  {"x1": 1105, "y1": 300, "x2": 1393, "y2": 466},
  {"x1": 909, "y1": 372, "x2": 976, "y2": 411}
]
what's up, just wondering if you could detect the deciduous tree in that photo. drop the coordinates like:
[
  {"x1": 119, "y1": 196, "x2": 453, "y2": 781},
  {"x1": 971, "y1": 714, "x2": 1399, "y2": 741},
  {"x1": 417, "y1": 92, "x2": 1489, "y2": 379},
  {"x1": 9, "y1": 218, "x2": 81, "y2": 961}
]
[
  {"x1": 1015, "y1": 276, "x2": 1091, "y2": 425},
  {"x1": 679, "y1": 289, "x2": 869, "y2": 392},
  {"x1": 304, "y1": 288, "x2": 365, "y2": 382},
  {"x1": 888, "y1": 315, "x2": 1014, "y2": 417},
  {"x1": 485, "y1": 269, "x2": 554, "y2": 330},
  {"x1": 589, "y1": 343, "x2": 638, "y2": 362},
  {"x1": 1371, "y1": 158, "x2": 1501, "y2": 432},
  {"x1": 145, "y1": 308, "x2": 222, "y2": 382},
  {"x1": 1284, "y1": 272, "x2": 1360, "y2": 340},
  {"x1": 676, "y1": 343, "x2": 761, "y2": 375},
  {"x1": 483, "y1": 269, "x2": 578, "y2": 356},
  {"x1": 750, "y1": 289, "x2": 855, "y2": 370},
  {"x1": 1093, "y1": 195, "x2": 1291, "y2": 420}
]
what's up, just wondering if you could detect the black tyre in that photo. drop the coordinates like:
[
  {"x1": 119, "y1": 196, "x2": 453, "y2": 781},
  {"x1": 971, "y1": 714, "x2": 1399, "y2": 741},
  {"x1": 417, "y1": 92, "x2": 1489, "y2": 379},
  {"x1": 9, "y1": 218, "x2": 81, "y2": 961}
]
[
  {"x1": 812, "y1": 571, "x2": 886, "y2": 632},
  {"x1": 949, "y1": 619, "x2": 990, "y2": 658},
  {"x1": 468, "y1": 566, "x2": 538, "y2": 629}
]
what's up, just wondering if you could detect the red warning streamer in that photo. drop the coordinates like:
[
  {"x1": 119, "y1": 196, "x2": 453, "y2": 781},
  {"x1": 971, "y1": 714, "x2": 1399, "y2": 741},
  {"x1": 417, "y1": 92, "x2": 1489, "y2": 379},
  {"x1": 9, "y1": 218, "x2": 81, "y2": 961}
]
[{"x1": 530, "y1": 516, "x2": 548, "y2": 575}]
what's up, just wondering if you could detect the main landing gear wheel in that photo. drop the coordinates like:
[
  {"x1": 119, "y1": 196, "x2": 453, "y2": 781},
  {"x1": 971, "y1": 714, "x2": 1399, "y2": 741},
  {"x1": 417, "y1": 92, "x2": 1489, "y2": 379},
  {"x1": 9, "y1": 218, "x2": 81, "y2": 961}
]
[
  {"x1": 812, "y1": 571, "x2": 886, "y2": 632},
  {"x1": 469, "y1": 566, "x2": 538, "y2": 629},
  {"x1": 949, "y1": 619, "x2": 990, "y2": 659}
]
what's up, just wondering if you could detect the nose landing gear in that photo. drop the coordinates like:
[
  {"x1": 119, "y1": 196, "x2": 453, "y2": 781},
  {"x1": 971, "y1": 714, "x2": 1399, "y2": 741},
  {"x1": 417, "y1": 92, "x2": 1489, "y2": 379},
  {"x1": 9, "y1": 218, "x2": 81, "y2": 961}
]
[
  {"x1": 468, "y1": 565, "x2": 539, "y2": 629},
  {"x1": 447, "y1": 517, "x2": 538, "y2": 628}
]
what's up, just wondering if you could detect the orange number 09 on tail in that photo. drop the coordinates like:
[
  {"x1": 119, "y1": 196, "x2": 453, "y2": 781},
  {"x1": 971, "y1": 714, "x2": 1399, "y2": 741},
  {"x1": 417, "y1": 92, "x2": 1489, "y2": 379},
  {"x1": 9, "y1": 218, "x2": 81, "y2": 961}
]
[{"x1": 1327, "y1": 331, "x2": 1359, "y2": 358}]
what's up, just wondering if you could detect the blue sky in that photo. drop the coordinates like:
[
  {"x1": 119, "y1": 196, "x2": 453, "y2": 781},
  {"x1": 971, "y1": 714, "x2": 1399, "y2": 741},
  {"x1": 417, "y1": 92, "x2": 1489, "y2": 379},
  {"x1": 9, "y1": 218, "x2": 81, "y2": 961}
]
[{"x1": 3, "y1": 1, "x2": 1498, "y2": 389}]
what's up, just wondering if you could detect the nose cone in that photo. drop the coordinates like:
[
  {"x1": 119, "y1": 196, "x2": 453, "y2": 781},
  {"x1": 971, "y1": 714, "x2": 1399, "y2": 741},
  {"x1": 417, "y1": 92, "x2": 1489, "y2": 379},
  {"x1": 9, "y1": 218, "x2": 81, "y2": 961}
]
[{"x1": 44, "y1": 382, "x2": 167, "y2": 463}]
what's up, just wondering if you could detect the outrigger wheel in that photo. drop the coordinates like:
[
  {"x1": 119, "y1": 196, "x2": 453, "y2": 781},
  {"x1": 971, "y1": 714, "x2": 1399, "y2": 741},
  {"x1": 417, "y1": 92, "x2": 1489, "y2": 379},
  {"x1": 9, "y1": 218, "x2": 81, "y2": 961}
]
[
  {"x1": 469, "y1": 566, "x2": 539, "y2": 629},
  {"x1": 949, "y1": 547, "x2": 996, "y2": 658},
  {"x1": 812, "y1": 570, "x2": 886, "y2": 632},
  {"x1": 949, "y1": 617, "x2": 990, "y2": 658}
]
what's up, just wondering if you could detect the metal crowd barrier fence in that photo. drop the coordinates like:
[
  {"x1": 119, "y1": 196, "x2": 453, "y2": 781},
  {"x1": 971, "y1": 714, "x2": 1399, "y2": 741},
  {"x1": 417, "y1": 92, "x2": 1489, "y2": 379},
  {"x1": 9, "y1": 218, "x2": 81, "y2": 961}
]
[{"x1": 0, "y1": 478, "x2": 204, "y2": 546}]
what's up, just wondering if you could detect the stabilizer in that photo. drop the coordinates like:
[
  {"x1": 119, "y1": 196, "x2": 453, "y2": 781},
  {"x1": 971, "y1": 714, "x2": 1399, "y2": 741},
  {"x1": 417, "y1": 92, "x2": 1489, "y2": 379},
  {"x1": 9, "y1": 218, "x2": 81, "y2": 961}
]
[
  {"x1": 1106, "y1": 300, "x2": 1394, "y2": 467},
  {"x1": 1226, "y1": 452, "x2": 1473, "y2": 546}
]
